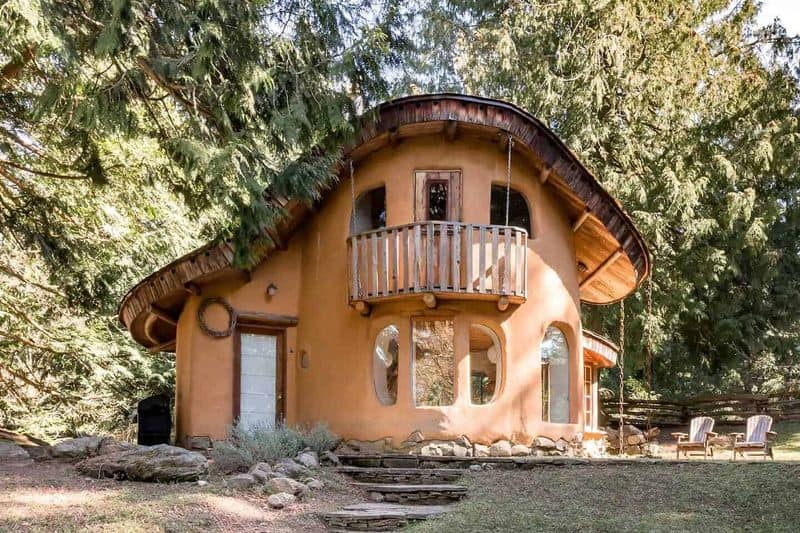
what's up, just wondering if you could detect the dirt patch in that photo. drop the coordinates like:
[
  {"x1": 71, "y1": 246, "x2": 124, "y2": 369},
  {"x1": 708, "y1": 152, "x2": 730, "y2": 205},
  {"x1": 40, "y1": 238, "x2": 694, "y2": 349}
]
[{"x1": 0, "y1": 460, "x2": 363, "y2": 532}]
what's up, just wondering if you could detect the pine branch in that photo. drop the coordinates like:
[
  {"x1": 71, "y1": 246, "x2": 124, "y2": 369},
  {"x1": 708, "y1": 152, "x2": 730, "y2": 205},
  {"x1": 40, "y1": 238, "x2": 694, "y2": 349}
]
[{"x1": 0, "y1": 159, "x2": 89, "y2": 180}]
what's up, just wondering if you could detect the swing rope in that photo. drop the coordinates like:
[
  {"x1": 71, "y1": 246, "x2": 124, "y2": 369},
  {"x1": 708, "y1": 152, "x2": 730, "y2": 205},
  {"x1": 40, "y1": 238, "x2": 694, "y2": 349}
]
[
  {"x1": 645, "y1": 275, "x2": 654, "y2": 432},
  {"x1": 618, "y1": 298, "x2": 626, "y2": 453},
  {"x1": 505, "y1": 134, "x2": 513, "y2": 226},
  {"x1": 349, "y1": 160, "x2": 356, "y2": 234}
]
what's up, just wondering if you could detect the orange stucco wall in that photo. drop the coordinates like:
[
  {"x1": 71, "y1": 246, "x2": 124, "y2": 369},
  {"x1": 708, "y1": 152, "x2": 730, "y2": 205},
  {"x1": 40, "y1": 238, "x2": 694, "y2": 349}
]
[{"x1": 174, "y1": 133, "x2": 590, "y2": 447}]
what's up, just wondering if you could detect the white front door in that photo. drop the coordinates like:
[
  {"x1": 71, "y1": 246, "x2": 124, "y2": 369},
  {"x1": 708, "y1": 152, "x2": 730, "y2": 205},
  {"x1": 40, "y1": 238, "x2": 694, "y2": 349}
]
[{"x1": 239, "y1": 333, "x2": 278, "y2": 430}]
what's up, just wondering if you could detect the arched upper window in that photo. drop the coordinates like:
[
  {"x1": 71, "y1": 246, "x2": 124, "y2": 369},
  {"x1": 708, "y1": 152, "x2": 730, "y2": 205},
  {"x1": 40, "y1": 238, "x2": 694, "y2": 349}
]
[
  {"x1": 541, "y1": 325, "x2": 569, "y2": 423},
  {"x1": 469, "y1": 324, "x2": 502, "y2": 404},
  {"x1": 490, "y1": 185, "x2": 531, "y2": 234},
  {"x1": 352, "y1": 186, "x2": 386, "y2": 234},
  {"x1": 373, "y1": 325, "x2": 399, "y2": 405}
]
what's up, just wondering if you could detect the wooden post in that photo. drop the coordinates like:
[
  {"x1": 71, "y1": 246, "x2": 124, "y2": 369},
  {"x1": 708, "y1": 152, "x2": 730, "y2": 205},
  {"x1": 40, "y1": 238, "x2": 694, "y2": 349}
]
[
  {"x1": 422, "y1": 293, "x2": 437, "y2": 309},
  {"x1": 354, "y1": 300, "x2": 371, "y2": 316}
]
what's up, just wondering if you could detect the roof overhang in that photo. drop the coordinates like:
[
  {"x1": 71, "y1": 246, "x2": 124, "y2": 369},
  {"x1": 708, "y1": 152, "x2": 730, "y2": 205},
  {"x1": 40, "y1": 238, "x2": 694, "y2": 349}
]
[
  {"x1": 119, "y1": 94, "x2": 650, "y2": 350},
  {"x1": 583, "y1": 329, "x2": 619, "y2": 368}
]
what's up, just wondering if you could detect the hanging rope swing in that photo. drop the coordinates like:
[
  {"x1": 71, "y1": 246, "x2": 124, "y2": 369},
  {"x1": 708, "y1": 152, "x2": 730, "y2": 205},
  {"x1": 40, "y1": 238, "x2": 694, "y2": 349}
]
[
  {"x1": 505, "y1": 134, "x2": 514, "y2": 226},
  {"x1": 618, "y1": 297, "x2": 626, "y2": 453}
]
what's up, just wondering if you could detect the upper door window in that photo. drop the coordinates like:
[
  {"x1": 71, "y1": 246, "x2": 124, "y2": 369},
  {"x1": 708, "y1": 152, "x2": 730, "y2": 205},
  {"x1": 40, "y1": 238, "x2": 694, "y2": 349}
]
[
  {"x1": 414, "y1": 171, "x2": 462, "y2": 222},
  {"x1": 352, "y1": 186, "x2": 386, "y2": 234},
  {"x1": 541, "y1": 325, "x2": 570, "y2": 423},
  {"x1": 427, "y1": 180, "x2": 449, "y2": 221},
  {"x1": 490, "y1": 185, "x2": 531, "y2": 234}
]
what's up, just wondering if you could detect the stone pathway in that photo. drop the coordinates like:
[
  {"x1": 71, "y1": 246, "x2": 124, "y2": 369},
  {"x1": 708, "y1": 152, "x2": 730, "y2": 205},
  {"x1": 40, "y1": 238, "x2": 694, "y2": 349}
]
[{"x1": 317, "y1": 462, "x2": 468, "y2": 530}]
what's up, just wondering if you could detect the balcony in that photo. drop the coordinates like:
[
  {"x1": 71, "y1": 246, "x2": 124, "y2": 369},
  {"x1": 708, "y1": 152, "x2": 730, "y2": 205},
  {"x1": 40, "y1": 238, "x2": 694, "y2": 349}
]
[{"x1": 347, "y1": 221, "x2": 528, "y2": 311}]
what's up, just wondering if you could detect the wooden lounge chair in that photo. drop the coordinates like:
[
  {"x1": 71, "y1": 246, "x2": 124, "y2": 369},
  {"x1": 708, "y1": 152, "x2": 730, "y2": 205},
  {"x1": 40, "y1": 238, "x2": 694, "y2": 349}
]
[
  {"x1": 732, "y1": 414, "x2": 776, "y2": 460},
  {"x1": 671, "y1": 416, "x2": 717, "y2": 459}
]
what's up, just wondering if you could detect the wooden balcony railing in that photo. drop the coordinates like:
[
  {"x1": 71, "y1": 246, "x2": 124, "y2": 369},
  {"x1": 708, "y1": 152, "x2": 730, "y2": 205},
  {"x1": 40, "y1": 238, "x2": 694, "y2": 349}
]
[{"x1": 347, "y1": 221, "x2": 528, "y2": 307}]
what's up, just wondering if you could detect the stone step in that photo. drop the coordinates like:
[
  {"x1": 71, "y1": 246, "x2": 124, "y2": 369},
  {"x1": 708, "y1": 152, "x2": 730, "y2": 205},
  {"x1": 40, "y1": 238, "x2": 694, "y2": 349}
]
[
  {"x1": 353, "y1": 482, "x2": 468, "y2": 505},
  {"x1": 319, "y1": 502, "x2": 451, "y2": 531},
  {"x1": 338, "y1": 466, "x2": 464, "y2": 484}
]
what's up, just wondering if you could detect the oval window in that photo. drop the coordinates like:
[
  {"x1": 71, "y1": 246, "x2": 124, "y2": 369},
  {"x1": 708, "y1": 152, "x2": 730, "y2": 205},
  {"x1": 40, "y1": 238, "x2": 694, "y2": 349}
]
[
  {"x1": 374, "y1": 325, "x2": 399, "y2": 405},
  {"x1": 469, "y1": 325, "x2": 502, "y2": 404},
  {"x1": 541, "y1": 325, "x2": 569, "y2": 423}
]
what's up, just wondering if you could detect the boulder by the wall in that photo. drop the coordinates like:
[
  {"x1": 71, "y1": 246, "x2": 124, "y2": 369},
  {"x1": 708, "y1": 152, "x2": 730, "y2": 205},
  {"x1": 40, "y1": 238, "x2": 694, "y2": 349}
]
[
  {"x1": 97, "y1": 438, "x2": 137, "y2": 456},
  {"x1": 489, "y1": 440, "x2": 512, "y2": 457},
  {"x1": 511, "y1": 444, "x2": 530, "y2": 456},
  {"x1": 295, "y1": 451, "x2": 319, "y2": 469},
  {"x1": 249, "y1": 462, "x2": 274, "y2": 483},
  {"x1": 344, "y1": 438, "x2": 391, "y2": 454},
  {"x1": 0, "y1": 441, "x2": 32, "y2": 465},
  {"x1": 229, "y1": 473, "x2": 256, "y2": 489},
  {"x1": 268, "y1": 492, "x2": 296, "y2": 509},
  {"x1": 77, "y1": 444, "x2": 208, "y2": 482},
  {"x1": 52, "y1": 436, "x2": 104, "y2": 459},
  {"x1": 306, "y1": 478, "x2": 324, "y2": 490},
  {"x1": 473, "y1": 444, "x2": 490, "y2": 457},
  {"x1": 320, "y1": 451, "x2": 340, "y2": 466},
  {"x1": 532, "y1": 436, "x2": 556, "y2": 450},
  {"x1": 267, "y1": 477, "x2": 308, "y2": 497},
  {"x1": 402, "y1": 430, "x2": 425, "y2": 447},
  {"x1": 274, "y1": 458, "x2": 310, "y2": 480}
]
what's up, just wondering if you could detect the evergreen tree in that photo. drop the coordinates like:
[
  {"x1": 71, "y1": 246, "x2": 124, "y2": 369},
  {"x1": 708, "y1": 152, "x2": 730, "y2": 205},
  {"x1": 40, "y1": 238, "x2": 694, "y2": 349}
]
[
  {"x1": 0, "y1": 0, "x2": 406, "y2": 436},
  {"x1": 405, "y1": 0, "x2": 800, "y2": 395}
]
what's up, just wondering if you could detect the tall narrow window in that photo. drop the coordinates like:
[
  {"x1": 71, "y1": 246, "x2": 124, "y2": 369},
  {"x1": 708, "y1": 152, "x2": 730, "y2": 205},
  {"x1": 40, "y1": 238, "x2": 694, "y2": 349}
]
[
  {"x1": 352, "y1": 186, "x2": 386, "y2": 234},
  {"x1": 469, "y1": 324, "x2": 501, "y2": 404},
  {"x1": 541, "y1": 325, "x2": 569, "y2": 423},
  {"x1": 373, "y1": 325, "x2": 399, "y2": 406},
  {"x1": 490, "y1": 185, "x2": 531, "y2": 233},
  {"x1": 584, "y1": 365, "x2": 593, "y2": 430},
  {"x1": 427, "y1": 181, "x2": 449, "y2": 221},
  {"x1": 412, "y1": 318, "x2": 454, "y2": 406}
]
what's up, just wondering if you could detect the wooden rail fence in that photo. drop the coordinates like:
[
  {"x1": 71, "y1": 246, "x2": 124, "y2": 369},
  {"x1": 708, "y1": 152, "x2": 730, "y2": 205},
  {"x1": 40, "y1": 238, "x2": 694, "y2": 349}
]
[
  {"x1": 347, "y1": 221, "x2": 528, "y2": 303},
  {"x1": 601, "y1": 393, "x2": 800, "y2": 426}
]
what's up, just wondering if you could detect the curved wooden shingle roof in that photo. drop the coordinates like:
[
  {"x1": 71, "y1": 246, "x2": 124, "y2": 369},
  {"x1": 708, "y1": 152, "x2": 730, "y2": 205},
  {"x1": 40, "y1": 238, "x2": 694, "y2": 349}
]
[{"x1": 119, "y1": 94, "x2": 651, "y2": 350}]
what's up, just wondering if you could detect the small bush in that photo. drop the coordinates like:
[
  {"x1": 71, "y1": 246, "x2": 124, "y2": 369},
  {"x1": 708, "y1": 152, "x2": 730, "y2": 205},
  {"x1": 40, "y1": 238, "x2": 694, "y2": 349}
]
[
  {"x1": 301, "y1": 422, "x2": 340, "y2": 455},
  {"x1": 210, "y1": 439, "x2": 252, "y2": 474},
  {"x1": 210, "y1": 421, "x2": 338, "y2": 473}
]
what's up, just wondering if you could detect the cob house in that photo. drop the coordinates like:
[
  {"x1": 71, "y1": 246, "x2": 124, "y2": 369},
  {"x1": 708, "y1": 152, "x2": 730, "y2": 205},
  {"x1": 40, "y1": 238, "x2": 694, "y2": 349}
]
[{"x1": 119, "y1": 94, "x2": 650, "y2": 453}]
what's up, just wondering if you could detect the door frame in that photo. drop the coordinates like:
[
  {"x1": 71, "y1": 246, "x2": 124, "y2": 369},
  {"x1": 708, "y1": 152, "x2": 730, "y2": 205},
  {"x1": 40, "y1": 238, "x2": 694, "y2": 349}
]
[
  {"x1": 414, "y1": 170, "x2": 462, "y2": 222},
  {"x1": 233, "y1": 325, "x2": 287, "y2": 425}
]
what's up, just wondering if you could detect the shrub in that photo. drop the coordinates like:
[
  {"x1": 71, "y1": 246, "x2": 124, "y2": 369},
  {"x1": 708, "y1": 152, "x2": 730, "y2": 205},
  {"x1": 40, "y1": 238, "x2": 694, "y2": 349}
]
[
  {"x1": 210, "y1": 421, "x2": 338, "y2": 473},
  {"x1": 301, "y1": 422, "x2": 339, "y2": 455}
]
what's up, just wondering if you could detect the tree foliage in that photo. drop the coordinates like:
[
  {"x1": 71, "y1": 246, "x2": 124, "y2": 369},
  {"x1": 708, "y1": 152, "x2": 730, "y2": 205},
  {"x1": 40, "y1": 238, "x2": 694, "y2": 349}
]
[
  {"x1": 407, "y1": 0, "x2": 800, "y2": 396},
  {"x1": 0, "y1": 0, "x2": 405, "y2": 436}
]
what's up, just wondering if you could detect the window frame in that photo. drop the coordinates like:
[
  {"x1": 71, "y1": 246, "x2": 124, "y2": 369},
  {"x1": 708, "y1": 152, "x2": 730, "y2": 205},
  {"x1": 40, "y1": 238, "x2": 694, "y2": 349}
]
[
  {"x1": 351, "y1": 184, "x2": 387, "y2": 235},
  {"x1": 490, "y1": 183, "x2": 532, "y2": 235},
  {"x1": 411, "y1": 315, "x2": 456, "y2": 407},
  {"x1": 468, "y1": 323, "x2": 503, "y2": 406},
  {"x1": 372, "y1": 323, "x2": 400, "y2": 406},
  {"x1": 540, "y1": 325, "x2": 570, "y2": 424}
]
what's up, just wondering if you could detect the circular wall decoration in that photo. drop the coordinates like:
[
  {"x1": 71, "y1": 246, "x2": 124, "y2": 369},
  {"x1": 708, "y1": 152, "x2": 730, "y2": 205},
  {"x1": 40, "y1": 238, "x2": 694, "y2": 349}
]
[{"x1": 197, "y1": 297, "x2": 236, "y2": 337}]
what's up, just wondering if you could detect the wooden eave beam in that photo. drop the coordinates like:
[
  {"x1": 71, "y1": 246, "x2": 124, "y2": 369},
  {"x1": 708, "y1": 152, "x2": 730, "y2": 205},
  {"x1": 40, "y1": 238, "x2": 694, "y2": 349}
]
[
  {"x1": 183, "y1": 282, "x2": 202, "y2": 296},
  {"x1": 148, "y1": 304, "x2": 178, "y2": 326},
  {"x1": 572, "y1": 209, "x2": 591, "y2": 232},
  {"x1": 148, "y1": 338, "x2": 176, "y2": 354},
  {"x1": 579, "y1": 248, "x2": 624, "y2": 289},
  {"x1": 539, "y1": 166, "x2": 552, "y2": 185},
  {"x1": 265, "y1": 225, "x2": 286, "y2": 250},
  {"x1": 387, "y1": 127, "x2": 400, "y2": 147},
  {"x1": 444, "y1": 120, "x2": 458, "y2": 142}
]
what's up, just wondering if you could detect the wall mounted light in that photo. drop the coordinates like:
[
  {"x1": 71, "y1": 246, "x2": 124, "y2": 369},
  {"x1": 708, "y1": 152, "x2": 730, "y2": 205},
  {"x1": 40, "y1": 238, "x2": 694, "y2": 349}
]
[
  {"x1": 577, "y1": 261, "x2": 589, "y2": 274},
  {"x1": 266, "y1": 283, "x2": 278, "y2": 297}
]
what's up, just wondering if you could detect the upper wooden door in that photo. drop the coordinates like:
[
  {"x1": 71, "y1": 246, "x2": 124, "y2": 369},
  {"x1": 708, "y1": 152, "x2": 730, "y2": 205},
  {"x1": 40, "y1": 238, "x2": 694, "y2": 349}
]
[{"x1": 414, "y1": 170, "x2": 462, "y2": 222}]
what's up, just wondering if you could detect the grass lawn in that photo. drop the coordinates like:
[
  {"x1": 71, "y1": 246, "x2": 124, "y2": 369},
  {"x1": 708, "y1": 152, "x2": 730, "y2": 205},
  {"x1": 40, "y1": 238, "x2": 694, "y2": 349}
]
[
  {"x1": 413, "y1": 421, "x2": 800, "y2": 533},
  {"x1": 411, "y1": 462, "x2": 800, "y2": 533}
]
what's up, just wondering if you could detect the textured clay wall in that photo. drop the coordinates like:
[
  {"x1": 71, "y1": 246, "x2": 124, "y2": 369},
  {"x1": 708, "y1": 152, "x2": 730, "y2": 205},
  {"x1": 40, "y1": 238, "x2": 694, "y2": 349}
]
[{"x1": 174, "y1": 132, "x2": 585, "y2": 446}]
